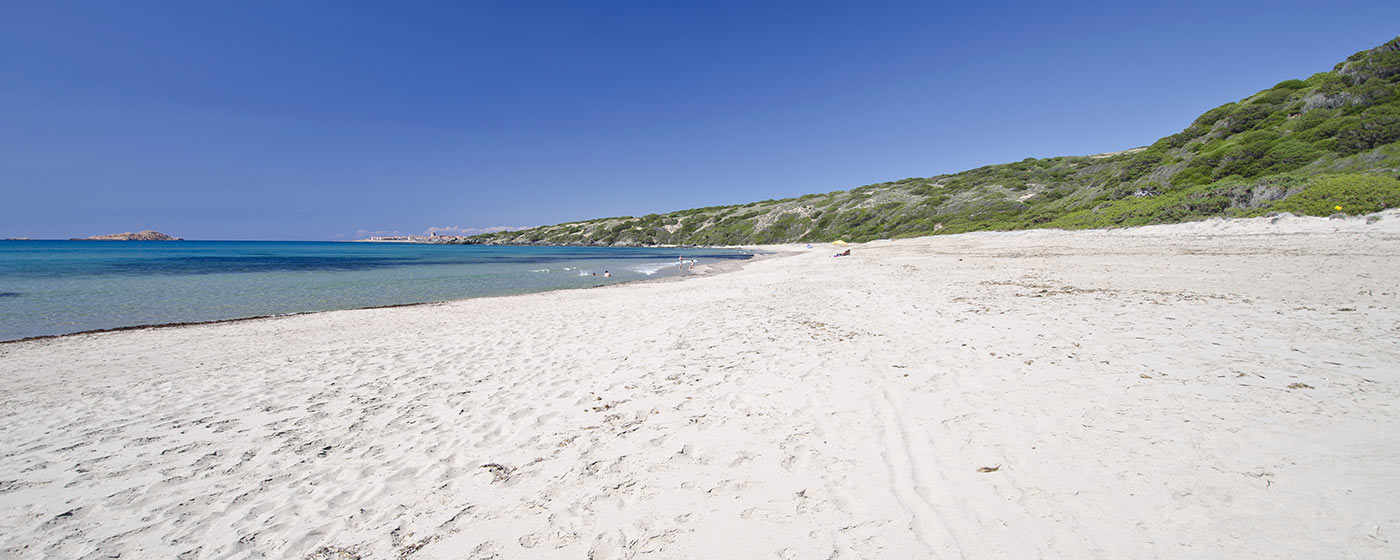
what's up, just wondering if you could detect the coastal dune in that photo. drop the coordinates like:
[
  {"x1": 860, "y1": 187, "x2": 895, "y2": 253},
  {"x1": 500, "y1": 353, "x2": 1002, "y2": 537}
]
[{"x1": 2, "y1": 212, "x2": 1399, "y2": 559}]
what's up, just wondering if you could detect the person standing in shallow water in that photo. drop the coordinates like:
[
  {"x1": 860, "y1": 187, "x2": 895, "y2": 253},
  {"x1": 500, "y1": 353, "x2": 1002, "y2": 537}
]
[{"x1": 603, "y1": 270, "x2": 610, "y2": 278}]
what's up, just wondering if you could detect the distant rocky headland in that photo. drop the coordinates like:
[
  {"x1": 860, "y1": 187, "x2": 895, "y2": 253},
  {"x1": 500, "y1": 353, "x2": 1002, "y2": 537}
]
[{"x1": 74, "y1": 230, "x2": 182, "y2": 241}]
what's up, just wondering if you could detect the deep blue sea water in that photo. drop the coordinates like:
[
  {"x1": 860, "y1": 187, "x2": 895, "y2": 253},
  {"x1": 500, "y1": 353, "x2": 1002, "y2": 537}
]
[{"x1": 0, "y1": 241, "x2": 752, "y2": 341}]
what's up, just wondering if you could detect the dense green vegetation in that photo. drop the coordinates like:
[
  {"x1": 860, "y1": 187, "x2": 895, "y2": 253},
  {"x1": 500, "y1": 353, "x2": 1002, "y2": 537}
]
[{"x1": 463, "y1": 37, "x2": 1400, "y2": 246}]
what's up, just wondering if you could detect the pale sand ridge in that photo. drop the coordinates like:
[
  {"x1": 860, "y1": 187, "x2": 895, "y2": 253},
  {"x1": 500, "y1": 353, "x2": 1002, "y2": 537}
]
[{"x1": 1, "y1": 211, "x2": 1398, "y2": 558}]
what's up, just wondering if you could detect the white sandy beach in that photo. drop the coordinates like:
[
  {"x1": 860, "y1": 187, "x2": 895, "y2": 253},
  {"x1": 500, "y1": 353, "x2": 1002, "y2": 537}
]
[{"x1": 2, "y1": 212, "x2": 1399, "y2": 559}]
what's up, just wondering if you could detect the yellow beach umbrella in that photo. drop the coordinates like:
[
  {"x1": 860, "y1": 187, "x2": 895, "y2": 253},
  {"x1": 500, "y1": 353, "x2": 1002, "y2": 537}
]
[{"x1": 832, "y1": 240, "x2": 849, "y2": 246}]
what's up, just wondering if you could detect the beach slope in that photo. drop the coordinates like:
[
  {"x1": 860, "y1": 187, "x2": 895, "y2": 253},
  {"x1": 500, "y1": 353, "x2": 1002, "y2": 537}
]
[{"x1": 2, "y1": 212, "x2": 1398, "y2": 559}]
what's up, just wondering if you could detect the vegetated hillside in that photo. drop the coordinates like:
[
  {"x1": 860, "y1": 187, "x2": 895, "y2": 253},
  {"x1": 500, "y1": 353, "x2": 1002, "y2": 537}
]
[{"x1": 466, "y1": 37, "x2": 1400, "y2": 246}]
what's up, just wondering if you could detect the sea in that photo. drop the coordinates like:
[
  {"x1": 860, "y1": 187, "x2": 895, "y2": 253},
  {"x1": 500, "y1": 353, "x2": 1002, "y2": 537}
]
[{"x1": 0, "y1": 241, "x2": 753, "y2": 342}]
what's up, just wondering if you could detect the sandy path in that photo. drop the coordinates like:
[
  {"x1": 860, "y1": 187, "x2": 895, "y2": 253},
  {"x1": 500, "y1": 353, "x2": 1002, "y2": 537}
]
[{"x1": 1, "y1": 212, "x2": 1398, "y2": 559}]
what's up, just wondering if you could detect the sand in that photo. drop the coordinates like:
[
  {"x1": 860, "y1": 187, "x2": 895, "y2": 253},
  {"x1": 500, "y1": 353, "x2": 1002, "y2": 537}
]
[{"x1": 2, "y1": 211, "x2": 1398, "y2": 559}]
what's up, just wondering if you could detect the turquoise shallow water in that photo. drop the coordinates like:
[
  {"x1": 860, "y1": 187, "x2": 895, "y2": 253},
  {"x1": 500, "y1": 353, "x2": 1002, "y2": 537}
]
[{"x1": 0, "y1": 241, "x2": 752, "y2": 341}]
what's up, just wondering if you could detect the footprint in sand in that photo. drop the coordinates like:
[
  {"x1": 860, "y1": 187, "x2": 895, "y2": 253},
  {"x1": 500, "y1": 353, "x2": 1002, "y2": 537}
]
[
  {"x1": 587, "y1": 530, "x2": 627, "y2": 560},
  {"x1": 468, "y1": 540, "x2": 503, "y2": 559}
]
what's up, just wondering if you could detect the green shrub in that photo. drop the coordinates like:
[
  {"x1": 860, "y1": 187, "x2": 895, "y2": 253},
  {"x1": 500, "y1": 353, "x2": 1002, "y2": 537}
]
[
  {"x1": 1260, "y1": 138, "x2": 1323, "y2": 173},
  {"x1": 1194, "y1": 103, "x2": 1236, "y2": 127},
  {"x1": 1269, "y1": 174, "x2": 1400, "y2": 215},
  {"x1": 1255, "y1": 87, "x2": 1294, "y2": 105},
  {"x1": 1225, "y1": 104, "x2": 1274, "y2": 133},
  {"x1": 1334, "y1": 104, "x2": 1400, "y2": 153},
  {"x1": 1172, "y1": 166, "x2": 1213, "y2": 187}
]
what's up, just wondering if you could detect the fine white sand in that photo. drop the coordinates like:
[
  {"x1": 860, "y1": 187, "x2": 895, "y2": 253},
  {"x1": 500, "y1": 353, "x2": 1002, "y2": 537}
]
[{"x1": 2, "y1": 211, "x2": 1399, "y2": 559}]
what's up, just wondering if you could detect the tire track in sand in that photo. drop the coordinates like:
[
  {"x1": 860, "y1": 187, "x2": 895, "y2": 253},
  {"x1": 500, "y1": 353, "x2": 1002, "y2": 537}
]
[{"x1": 874, "y1": 386, "x2": 966, "y2": 558}]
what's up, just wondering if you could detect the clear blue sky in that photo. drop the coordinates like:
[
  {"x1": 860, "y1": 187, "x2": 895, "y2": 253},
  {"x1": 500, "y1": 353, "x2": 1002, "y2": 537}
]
[{"x1": 2, "y1": 1, "x2": 1397, "y2": 240}]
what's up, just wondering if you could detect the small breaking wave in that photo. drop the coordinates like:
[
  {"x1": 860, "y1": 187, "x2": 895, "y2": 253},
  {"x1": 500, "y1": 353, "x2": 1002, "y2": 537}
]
[{"x1": 630, "y1": 260, "x2": 696, "y2": 276}]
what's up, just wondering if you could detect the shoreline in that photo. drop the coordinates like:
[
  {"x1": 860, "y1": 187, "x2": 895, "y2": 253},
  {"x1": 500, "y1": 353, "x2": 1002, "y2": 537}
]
[
  {"x1": 0, "y1": 250, "x2": 783, "y2": 347},
  {"x1": 0, "y1": 301, "x2": 446, "y2": 346}
]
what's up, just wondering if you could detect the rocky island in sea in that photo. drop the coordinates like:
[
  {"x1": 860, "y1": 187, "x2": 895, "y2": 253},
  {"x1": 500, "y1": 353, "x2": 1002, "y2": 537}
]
[{"x1": 73, "y1": 230, "x2": 183, "y2": 241}]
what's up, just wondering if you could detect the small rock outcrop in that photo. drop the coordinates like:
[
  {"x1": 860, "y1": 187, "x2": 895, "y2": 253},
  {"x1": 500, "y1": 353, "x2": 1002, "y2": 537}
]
[{"x1": 75, "y1": 230, "x2": 183, "y2": 241}]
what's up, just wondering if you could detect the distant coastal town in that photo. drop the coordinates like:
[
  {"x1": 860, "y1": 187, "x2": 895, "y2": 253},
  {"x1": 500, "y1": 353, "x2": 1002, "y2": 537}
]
[{"x1": 355, "y1": 232, "x2": 469, "y2": 244}]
